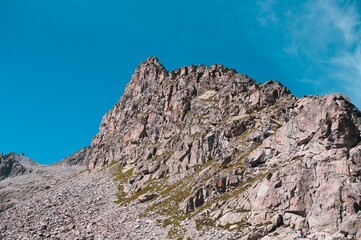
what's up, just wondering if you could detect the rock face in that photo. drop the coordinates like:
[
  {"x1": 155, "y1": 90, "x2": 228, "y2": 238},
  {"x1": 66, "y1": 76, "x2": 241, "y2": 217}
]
[
  {"x1": 84, "y1": 57, "x2": 361, "y2": 239},
  {"x1": 88, "y1": 57, "x2": 294, "y2": 171},
  {"x1": 1, "y1": 57, "x2": 361, "y2": 239},
  {"x1": 0, "y1": 153, "x2": 39, "y2": 181}
]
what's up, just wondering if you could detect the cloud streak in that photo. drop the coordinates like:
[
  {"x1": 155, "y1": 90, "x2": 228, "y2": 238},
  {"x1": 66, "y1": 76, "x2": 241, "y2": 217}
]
[
  {"x1": 314, "y1": 0, "x2": 361, "y2": 104},
  {"x1": 301, "y1": 0, "x2": 361, "y2": 103},
  {"x1": 257, "y1": 0, "x2": 361, "y2": 106},
  {"x1": 257, "y1": 0, "x2": 279, "y2": 26}
]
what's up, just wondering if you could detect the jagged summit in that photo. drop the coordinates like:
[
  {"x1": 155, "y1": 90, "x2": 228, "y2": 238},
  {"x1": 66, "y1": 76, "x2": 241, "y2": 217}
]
[
  {"x1": 1, "y1": 58, "x2": 361, "y2": 239},
  {"x1": 141, "y1": 56, "x2": 163, "y2": 66},
  {"x1": 134, "y1": 56, "x2": 167, "y2": 75},
  {"x1": 88, "y1": 57, "x2": 285, "y2": 169},
  {"x1": 130, "y1": 57, "x2": 245, "y2": 89}
]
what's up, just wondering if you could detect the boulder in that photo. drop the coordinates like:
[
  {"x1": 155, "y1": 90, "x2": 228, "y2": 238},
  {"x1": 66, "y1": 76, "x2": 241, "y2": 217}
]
[{"x1": 138, "y1": 193, "x2": 158, "y2": 203}]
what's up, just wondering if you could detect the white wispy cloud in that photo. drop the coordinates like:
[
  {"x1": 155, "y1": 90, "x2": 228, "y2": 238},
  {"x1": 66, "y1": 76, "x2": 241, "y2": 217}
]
[
  {"x1": 301, "y1": 0, "x2": 361, "y2": 103},
  {"x1": 321, "y1": 1, "x2": 361, "y2": 99},
  {"x1": 318, "y1": 0, "x2": 360, "y2": 45},
  {"x1": 257, "y1": 0, "x2": 361, "y2": 106},
  {"x1": 310, "y1": 0, "x2": 361, "y2": 103},
  {"x1": 256, "y1": 0, "x2": 279, "y2": 26}
]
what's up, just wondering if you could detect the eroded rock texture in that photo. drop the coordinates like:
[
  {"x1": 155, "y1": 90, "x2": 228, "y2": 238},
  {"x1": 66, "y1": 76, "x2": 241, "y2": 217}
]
[
  {"x1": 85, "y1": 57, "x2": 361, "y2": 239},
  {"x1": 1, "y1": 57, "x2": 361, "y2": 239}
]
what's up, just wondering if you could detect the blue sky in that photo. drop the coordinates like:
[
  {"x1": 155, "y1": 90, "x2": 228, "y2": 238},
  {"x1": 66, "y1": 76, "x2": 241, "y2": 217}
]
[{"x1": 1, "y1": 0, "x2": 361, "y2": 164}]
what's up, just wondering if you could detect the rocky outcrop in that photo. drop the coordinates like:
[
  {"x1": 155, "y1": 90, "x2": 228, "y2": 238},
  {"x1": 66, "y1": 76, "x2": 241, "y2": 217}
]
[
  {"x1": 235, "y1": 94, "x2": 361, "y2": 234},
  {"x1": 83, "y1": 57, "x2": 361, "y2": 239},
  {"x1": 87, "y1": 57, "x2": 295, "y2": 175},
  {"x1": 0, "y1": 153, "x2": 39, "y2": 181}
]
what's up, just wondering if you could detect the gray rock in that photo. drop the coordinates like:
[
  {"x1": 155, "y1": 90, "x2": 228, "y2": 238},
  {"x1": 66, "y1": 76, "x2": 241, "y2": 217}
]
[{"x1": 138, "y1": 193, "x2": 158, "y2": 203}]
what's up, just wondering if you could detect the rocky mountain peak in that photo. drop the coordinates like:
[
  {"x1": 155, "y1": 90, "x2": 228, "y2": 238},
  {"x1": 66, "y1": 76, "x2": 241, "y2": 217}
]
[
  {"x1": 128, "y1": 56, "x2": 167, "y2": 86},
  {"x1": 88, "y1": 58, "x2": 292, "y2": 170},
  {"x1": 1, "y1": 58, "x2": 361, "y2": 239},
  {"x1": 140, "y1": 56, "x2": 163, "y2": 68},
  {"x1": 83, "y1": 58, "x2": 361, "y2": 239}
]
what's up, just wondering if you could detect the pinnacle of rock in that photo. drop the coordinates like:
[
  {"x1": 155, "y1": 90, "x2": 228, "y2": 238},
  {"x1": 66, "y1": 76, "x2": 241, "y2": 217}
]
[{"x1": 1, "y1": 57, "x2": 361, "y2": 240}]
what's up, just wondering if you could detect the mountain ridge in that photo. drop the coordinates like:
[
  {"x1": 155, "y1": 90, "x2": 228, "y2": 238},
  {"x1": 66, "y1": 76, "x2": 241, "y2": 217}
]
[{"x1": 1, "y1": 57, "x2": 361, "y2": 239}]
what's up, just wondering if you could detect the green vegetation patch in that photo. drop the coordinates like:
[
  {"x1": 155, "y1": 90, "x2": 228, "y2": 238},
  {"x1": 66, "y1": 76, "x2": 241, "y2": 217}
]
[
  {"x1": 193, "y1": 171, "x2": 268, "y2": 232},
  {"x1": 115, "y1": 179, "x2": 165, "y2": 205},
  {"x1": 224, "y1": 142, "x2": 261, "y2": 172},
  {"x1": 113, "y1": 164, "x2": 134, "y2": 182},
  {"x1": 142, "y1": 160, "x2": 217, "y2": 238},
  {"x1": 111, "y1": 163, "x2": 135, "y2": 204}
]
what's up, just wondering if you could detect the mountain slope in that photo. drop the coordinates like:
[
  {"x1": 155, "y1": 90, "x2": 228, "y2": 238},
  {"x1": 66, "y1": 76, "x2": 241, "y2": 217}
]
[{"x1": 1, "y1": 57, "x2": 361, "y2": 239}]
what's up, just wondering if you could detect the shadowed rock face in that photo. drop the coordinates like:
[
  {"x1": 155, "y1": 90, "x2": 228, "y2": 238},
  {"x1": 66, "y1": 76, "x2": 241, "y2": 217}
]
[
  {"x1": 0, "y1": 153, "x2": 38, "y2": 181},
  {"x1": 1, "y1": 57, "x2": 361, "y2": 239}
]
